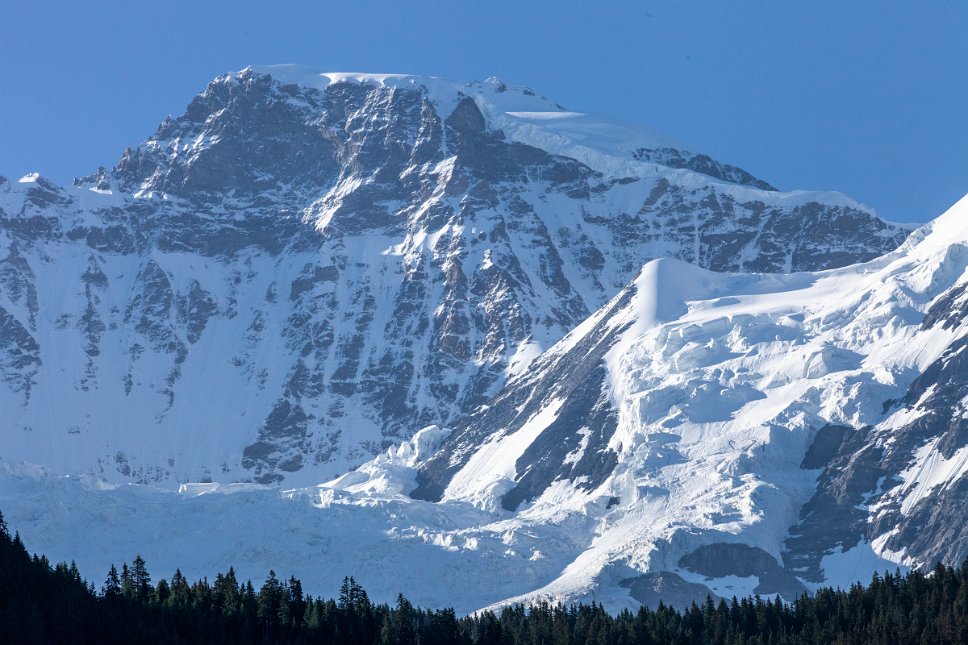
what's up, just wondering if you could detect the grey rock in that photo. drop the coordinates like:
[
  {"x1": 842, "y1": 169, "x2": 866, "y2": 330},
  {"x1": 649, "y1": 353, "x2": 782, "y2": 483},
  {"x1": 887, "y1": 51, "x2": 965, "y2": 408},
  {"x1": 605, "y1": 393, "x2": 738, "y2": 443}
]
[
  {"x1": 620, "y1": 572, "x2": 721, "y2": 610},
  {"x1": 679, "y1": 543, "x2": 807, "y2": 598},
  {"x1": 634, "y1": 147, "x2": 777, "y2": 191},
  {"x1": 0, "y1": 304, "x2": 40, "y2": 402}
]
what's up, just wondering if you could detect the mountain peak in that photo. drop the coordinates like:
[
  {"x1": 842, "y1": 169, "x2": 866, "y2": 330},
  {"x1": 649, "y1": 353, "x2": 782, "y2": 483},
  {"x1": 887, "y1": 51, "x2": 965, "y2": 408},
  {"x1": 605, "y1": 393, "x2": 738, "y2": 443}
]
[
  {"x1": 232, "y1": 65, "x2": 690, "y2": 176},
  {"x1": 109, "y1": 64, "x2": 801, "y2": 205},
  {"x1": 239, "y1": 65, "x2": 554, "y2": 107}
]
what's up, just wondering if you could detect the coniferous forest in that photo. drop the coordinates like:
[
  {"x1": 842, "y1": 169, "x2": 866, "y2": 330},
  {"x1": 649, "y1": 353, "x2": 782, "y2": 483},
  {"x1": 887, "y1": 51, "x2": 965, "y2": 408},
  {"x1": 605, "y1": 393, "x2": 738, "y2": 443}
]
[{"x1": 3, "y1": 511, "x2": 968, "y2": 644}]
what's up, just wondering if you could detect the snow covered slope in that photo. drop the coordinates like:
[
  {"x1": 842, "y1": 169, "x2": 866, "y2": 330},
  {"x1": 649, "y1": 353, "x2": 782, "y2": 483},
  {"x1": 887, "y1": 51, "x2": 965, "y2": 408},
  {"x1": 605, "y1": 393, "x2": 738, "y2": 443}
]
[
  {"x1": 0, "y1": 67, "x2": 908, "y2": 487},
  {"x1": 3, "y1": 194, "x2": 964, "y2": 614},
  {"x1": 408, "y1": 192, "x2": 968, "y2": 606}
]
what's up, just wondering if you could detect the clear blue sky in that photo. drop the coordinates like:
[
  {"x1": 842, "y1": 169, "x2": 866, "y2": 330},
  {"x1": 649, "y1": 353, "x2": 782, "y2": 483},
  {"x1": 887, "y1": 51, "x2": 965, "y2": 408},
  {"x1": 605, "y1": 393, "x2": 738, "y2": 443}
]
[{"x1": 1, "y1": 1, "x2": 965, "y2": 223}]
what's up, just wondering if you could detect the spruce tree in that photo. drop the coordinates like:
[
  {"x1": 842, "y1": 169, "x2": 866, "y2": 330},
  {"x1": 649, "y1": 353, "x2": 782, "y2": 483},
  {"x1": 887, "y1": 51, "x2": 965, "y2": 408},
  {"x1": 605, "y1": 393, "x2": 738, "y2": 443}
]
[{"x1": 130, "y1": 554, "x2": 152, "y2": 603}]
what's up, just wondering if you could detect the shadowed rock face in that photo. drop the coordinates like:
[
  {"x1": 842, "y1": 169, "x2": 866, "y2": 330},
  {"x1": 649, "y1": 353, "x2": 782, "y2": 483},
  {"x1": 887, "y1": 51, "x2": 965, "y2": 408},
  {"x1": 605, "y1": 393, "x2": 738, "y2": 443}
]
[
  {"x1": 783, "y1": 423, "x2": 883, "y2": 583},
  {"x1": 620, "y1": 572, "x2": 721, "y2": 610},
  {"x1": 0, "y1": 69, "x2": 910, "y2": 486},
  {"x1": 784, "y1": 311, "x2": 968, "y2": 580},
  {"x1": 866, "y1": 332, "x2": 968, "y2": 566},
  {"x1": 0, "y1": 305, "x2": 40, "y2": 400},
  {"x1": 921, "y1": 276, "x2": 968, "y2": 331},
  {"x1": 634, "y1": 147, "x2": 777, "y2": 192},
  {"x1": 679, "y1": 543, "x2": 807, "y2": 598},
  {"x1": 411, "y1": 287, "x2": 634, "y2": 508}
]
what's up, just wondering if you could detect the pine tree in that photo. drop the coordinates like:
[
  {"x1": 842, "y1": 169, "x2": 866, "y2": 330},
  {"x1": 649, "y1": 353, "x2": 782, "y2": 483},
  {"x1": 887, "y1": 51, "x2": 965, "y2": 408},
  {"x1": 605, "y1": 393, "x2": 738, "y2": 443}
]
[
  {"x1": 169, "y1": 568, "x2": 190, "y2": 607},
  {"x1": 286, "y1": 575, "x2": 305, "y2": 629},
  {"x1": 213, "y1": 567, "x2": 241, "y2": 616},
  {"x1": 102, "y1": 564, "x2": 121, "y2": 599},
  {"x1": 120, "y1": 562, "x2": 134, "y2": 601},
  {"x1": 155, "y1": 578, "x2": 170, "y2": 605},
  {"x1": 130, "y1": 554, "x2": 152, "y2": 603},
  {"x1": 258, "y1": 570, "x2": 283, "y2": 640}
]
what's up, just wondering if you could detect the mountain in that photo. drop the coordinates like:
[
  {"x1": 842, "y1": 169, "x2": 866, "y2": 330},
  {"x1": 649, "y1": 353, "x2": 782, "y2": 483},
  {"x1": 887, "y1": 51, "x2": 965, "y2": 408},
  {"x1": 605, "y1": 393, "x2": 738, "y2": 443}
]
[
  {"x1": 0, "y1": 65, "x2": 909, "y2": 487},
  {"x1": 2, "y1": 192, "x2": 963, "y2": 614},
  {"x1": 405, "y1": 192, "x2": 968, "y2": 607}
]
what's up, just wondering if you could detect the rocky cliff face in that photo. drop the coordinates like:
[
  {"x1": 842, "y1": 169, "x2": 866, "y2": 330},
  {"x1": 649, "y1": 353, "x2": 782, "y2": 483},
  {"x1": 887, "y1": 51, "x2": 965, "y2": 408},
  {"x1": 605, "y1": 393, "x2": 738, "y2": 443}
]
[{"x1": 0, "y1": 66, "x2": 909, "y2": 486}]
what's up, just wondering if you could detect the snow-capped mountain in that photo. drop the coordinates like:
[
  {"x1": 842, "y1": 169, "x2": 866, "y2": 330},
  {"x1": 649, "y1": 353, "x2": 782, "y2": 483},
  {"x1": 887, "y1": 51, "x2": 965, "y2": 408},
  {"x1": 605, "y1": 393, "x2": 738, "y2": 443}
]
[
  {"x1": 406, "y1": 192, "x2": 968, "y2": 607},
  {"x1": 0, "y1": 66, "x2": 908, "y2": 487},
  {"x1": 2, "y1": 192, "x2": 964, "y2": 615}
]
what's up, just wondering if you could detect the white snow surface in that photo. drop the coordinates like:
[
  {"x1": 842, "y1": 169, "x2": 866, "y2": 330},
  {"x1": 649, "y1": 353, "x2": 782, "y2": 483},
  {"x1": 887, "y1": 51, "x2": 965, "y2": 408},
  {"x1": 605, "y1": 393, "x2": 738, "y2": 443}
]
[{"x1": 3, "y1": 194, "x2": 966, "y2": 612}]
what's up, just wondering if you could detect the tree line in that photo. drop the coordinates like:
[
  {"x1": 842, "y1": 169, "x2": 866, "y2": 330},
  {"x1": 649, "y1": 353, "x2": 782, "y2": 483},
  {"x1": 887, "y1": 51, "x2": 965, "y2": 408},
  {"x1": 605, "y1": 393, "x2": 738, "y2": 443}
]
[{"x1": 2, "y1": 510, "x2": 968, "y2": 644}]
